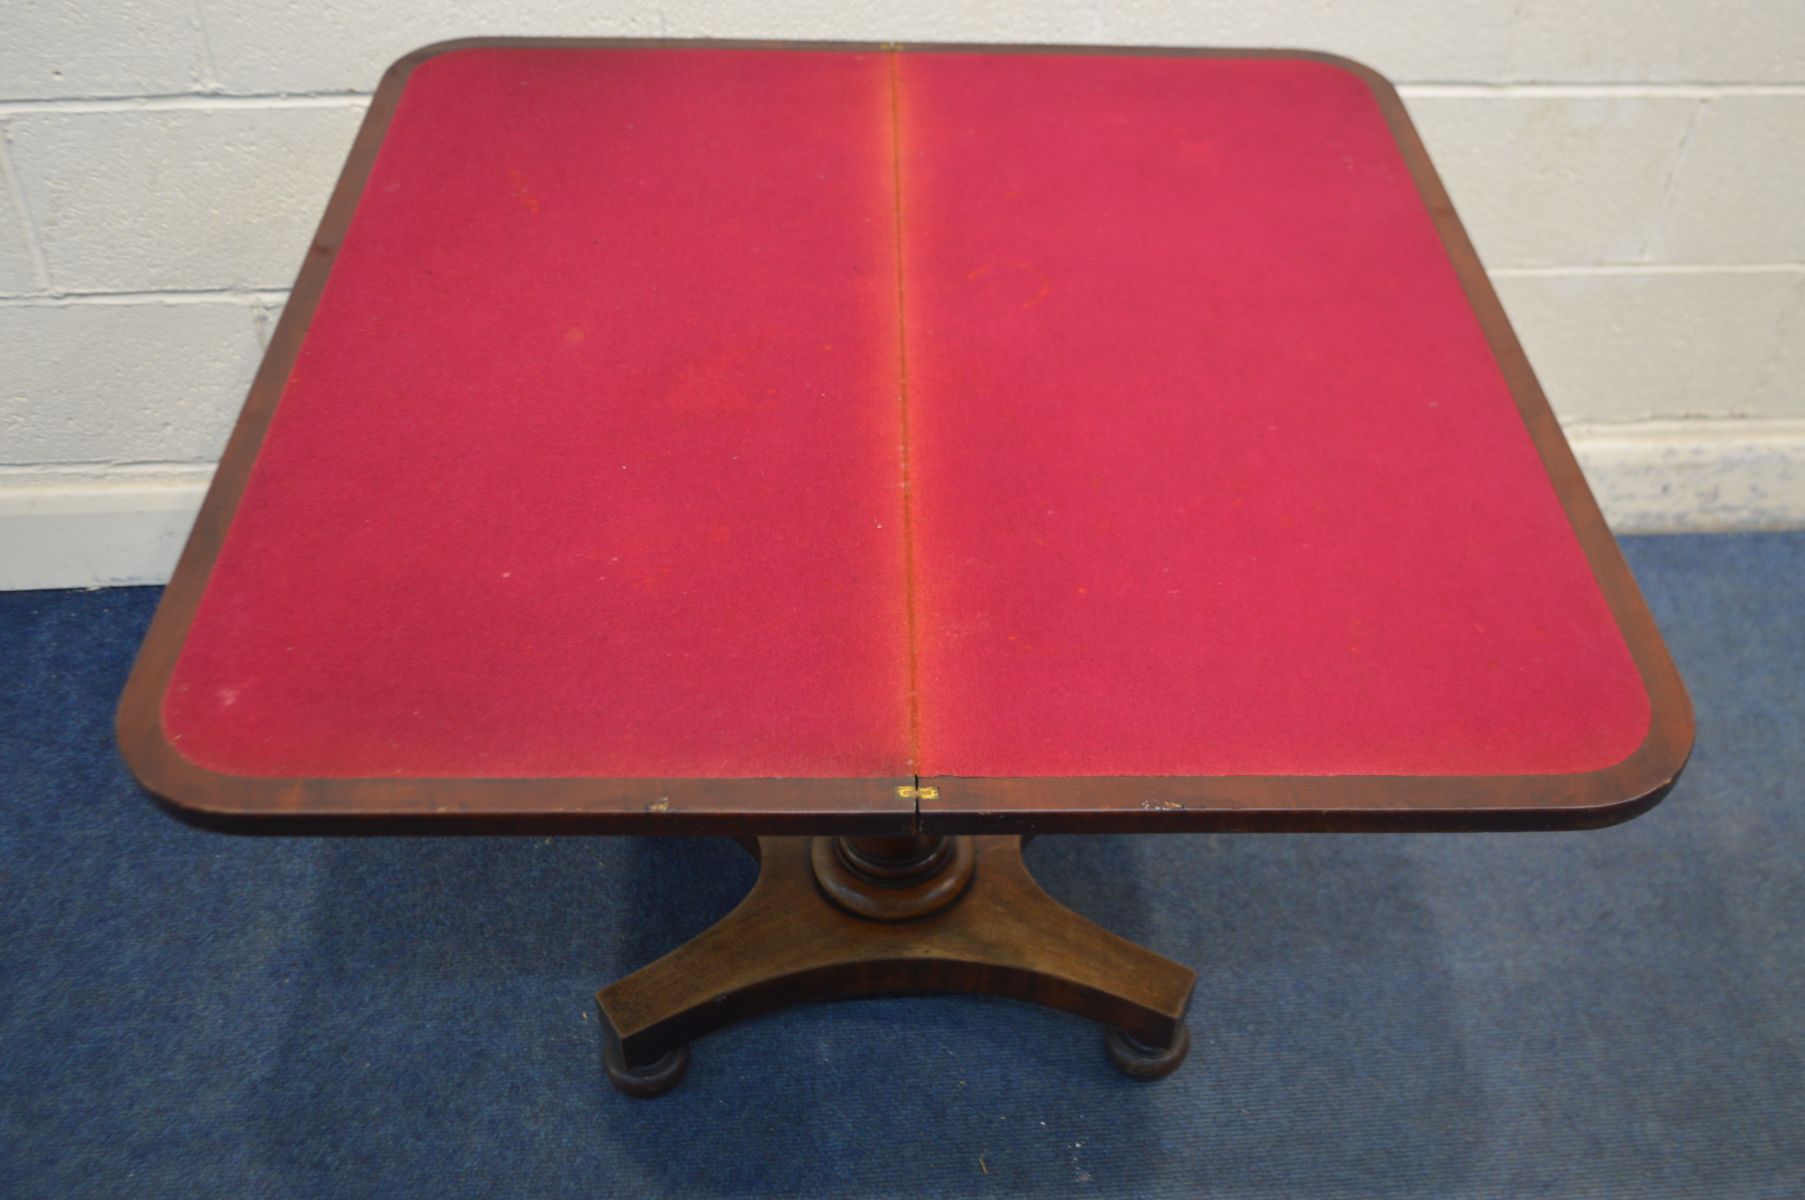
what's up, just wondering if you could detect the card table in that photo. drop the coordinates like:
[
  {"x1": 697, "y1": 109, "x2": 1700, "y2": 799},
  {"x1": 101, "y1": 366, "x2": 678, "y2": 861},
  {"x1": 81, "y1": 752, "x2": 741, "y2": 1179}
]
[{"x1": 119, "y1": 40, "x2": 1693, "y2": 1095}]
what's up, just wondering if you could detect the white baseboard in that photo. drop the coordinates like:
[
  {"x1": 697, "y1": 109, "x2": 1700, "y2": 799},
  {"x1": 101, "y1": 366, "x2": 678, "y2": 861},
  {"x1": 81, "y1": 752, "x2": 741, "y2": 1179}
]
[
  {"x1": 1569, "y1": 420, "x2": 1805, "y2": 534},
  {"x1": 2, "y1": 421, "x2": 1802, "y2": 590},
  {"x1": 0, "y1": 477, "x2": 210, "y2": 591}
]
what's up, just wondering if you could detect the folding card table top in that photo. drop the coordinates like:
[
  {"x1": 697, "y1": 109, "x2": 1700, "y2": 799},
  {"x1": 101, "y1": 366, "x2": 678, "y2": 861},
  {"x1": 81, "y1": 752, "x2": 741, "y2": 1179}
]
[{"x1": 119, "y1": 40, "x2": 1693, "y2": 1093}]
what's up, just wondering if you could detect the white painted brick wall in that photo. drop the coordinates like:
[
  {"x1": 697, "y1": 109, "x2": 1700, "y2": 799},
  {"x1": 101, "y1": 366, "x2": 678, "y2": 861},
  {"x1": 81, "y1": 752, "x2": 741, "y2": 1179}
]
[
  {"x1": 0, "y1": 299, "x2": 261, "y2": 464},
  {"x1": 1503, "y1": 0, "x2": 1805, "y2": 84},
  {"x1": 2, "y1": 1, "x2": 1803, "y2": 588},
  {"x1": 1497, "y1": 271, "x2": 1805, "y2": 423},
  {"x1": 1407, "y1": 95, "x2": 1699, "y2": 268},
  {"x1": 1, "y1": 0, "x2": 207, "y2": 100},
  {"x1": 0, "y1": 183, "x2": 38, "y2": 291},
  {"x1": 1656, "y1": 96, "x2": 1805, "y2": 263},
  {"x1": 8, "y1": 104, "x2": 366, "y2": 292}
]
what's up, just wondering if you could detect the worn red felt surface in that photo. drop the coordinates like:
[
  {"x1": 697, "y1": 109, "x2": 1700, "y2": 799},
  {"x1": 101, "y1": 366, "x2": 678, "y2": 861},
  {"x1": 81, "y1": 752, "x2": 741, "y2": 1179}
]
[
  {"x1": 165, "y1": 47, "x2": 1652, "y2": 782},
  {"x1": 901, "y1": 52, "x2": 1648, "y2": 776},
  {"x1": 165, "y1": 48, "x2": 913, "y2": 778}
]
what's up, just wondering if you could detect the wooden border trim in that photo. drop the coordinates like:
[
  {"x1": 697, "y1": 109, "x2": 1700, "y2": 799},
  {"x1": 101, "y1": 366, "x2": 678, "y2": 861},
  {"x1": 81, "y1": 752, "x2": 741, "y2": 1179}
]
[{"x1": 116, "y1": 39, "x2": 1691, "y2": 837}]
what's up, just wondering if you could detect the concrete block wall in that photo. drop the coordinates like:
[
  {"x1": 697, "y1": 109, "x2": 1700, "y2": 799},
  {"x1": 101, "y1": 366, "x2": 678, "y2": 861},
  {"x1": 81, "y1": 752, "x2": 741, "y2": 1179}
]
[{"x1": 3, "y1": 2, "x2": 1803, "y2": 587}]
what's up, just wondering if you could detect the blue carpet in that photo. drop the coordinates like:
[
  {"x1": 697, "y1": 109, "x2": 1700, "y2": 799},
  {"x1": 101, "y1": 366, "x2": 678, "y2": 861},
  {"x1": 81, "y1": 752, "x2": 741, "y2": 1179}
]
[{"x1": 1, "y1": 532, "x2": 1800, "y2": 1198}]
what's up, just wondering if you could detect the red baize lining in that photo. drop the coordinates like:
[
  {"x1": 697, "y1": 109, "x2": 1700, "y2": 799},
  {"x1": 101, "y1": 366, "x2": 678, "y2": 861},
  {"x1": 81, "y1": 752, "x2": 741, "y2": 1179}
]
[{"x1": 164, "y1": 47, "x2": 1652, "y2": 781}]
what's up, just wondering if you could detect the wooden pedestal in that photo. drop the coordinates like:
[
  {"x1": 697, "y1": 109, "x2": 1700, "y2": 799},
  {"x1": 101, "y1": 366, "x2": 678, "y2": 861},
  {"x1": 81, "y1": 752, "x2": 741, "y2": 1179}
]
[{"x1": 595, "y1": 835, "x2": 1197, "y2": 1096}]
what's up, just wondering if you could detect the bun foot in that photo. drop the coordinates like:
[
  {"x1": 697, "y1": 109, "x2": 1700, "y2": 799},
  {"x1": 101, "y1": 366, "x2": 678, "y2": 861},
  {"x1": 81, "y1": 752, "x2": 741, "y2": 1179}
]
[
  {"x1": 1105, "y1": 1023, "x2": 1191, "y2": 1081},
  {"x1": 603, "y1": 1037, "x2": 690, "y2": 1098}
]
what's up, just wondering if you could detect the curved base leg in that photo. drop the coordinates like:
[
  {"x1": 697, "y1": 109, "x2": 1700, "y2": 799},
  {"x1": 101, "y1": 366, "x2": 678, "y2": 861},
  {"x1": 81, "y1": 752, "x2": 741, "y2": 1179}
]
[{"x1": 595, "y1": 836, "x2": 1197, "y2": 1095}]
